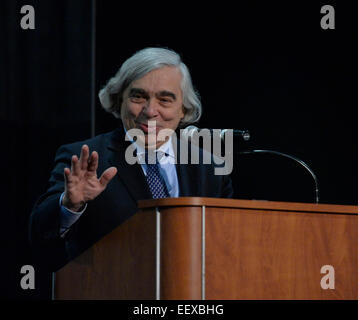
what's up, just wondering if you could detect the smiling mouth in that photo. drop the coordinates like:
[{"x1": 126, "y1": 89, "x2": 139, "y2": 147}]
[{"x1": 137, "y1": 122, "x2": 159, "y2": 134}]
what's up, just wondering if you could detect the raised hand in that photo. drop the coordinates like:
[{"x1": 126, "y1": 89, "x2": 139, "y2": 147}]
[{"x1": 62, "y1": 144, "x2": 117, "y2": 212}]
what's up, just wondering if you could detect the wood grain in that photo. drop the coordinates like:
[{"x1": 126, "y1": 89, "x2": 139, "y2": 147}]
[
  {"x1": 160, "y1": 206, "x2": 202, "y2": 300},
  {"x1": 55, "y1": 208, "x2": 157, "y2": 299},
  {"x1": 139, "y1": 197, "x2": 358, "y2": 214},
  {"x1": 205, "y1": 207, "x2": 358, "y2": 299},
  {"x1": 55, "y1": 198, "x2": 358, "y2": 300}
]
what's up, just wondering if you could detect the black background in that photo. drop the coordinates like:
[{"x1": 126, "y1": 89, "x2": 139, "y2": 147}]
[{"x1": 1, "y1": 0, "x2": 357, "y2": 300}]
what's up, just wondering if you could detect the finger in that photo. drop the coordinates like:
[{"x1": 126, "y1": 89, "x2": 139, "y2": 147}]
[
  {"x1": 87, "y1": 151, "x2": 99, "y2": 172},
  {"x1": 63, "y1": 167, "x2": 71, "y2": 183},
  {"x1": 71, "y1": 155, "x2": 80, "y2": 175},
  {"x1": 99, "y1": 167, "x2": 118, "y2": 187},
  {"x1": 79, "y1": 144, "x2": 89, "y2": 170}
]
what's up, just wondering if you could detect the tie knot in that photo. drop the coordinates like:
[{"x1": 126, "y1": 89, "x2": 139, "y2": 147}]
[{"x1": 145, "y1": 150, "x2": 165, "y2": 164}]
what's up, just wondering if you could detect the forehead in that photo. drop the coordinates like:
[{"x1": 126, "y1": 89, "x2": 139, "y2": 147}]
[{"x1": 129, "y1": 66, "x2": 182, "y2": 93}]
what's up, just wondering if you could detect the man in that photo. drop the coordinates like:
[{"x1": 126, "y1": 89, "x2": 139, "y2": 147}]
[{"x1": 30, "y1": 47, "x2": 233, "y2": 271}]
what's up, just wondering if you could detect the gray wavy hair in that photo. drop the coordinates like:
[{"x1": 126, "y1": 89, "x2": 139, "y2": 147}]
[{"x1": 98, "y1": 47, "x2": 202, "y2": 127}]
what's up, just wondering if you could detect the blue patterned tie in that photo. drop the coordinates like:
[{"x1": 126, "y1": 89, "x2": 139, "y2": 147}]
[{"x1": 145, "y1": 152, "x2": 170, "y2": 199}]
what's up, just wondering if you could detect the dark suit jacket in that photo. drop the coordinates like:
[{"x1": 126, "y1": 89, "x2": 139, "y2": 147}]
[{"x1": 29, "y1": 123, "x2": 233, "y2": 271}]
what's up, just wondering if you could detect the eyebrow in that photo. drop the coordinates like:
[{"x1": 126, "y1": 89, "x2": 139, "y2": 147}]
[
  {"x1": 129, "y1": 88, "x2": 177, "y2": 101},
  {"x1": 157, "y1": 90, "x2": 177, "y2": 101},
  {"x1": 129, "y1": 88, "x2": 148, "y2": 97}
]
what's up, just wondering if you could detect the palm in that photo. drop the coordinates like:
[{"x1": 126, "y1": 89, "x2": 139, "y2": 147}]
[{"x1": 63, "y1": 145, "x2": 117, "y2": 211}]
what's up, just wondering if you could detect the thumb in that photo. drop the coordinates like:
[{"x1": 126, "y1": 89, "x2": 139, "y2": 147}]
[{"x1": 99, "y1": 167, "x2": 118, "y2": 187}]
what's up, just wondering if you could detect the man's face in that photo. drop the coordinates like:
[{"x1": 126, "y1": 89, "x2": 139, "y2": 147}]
[{"x1": 121, "y1": 66, "x2": 185, "y2": 149}]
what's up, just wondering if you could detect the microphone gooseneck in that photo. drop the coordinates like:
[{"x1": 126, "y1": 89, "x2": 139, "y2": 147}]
[{"x1": 239, "y1": 149, "x2": 320, "y2": 203}]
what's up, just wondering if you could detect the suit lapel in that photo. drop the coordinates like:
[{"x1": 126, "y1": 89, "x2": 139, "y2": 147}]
[
  {"x1": 106, "y1": 126, "x2": 152, "y2": 202},
  {"x1": 173, "y1": 133, "x2": 196, "y2": 197},
  {"x1": 176, "y1": 162, "x2": 193, "y2": 197}
]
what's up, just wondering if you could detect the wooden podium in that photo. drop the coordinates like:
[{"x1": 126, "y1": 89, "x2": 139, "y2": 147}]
[{"x1": 54, "y1": 197, "x2": 358, "y2": 300}]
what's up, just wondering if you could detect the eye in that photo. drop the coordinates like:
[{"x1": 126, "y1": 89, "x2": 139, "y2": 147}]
[
  {"x1": 160, "y1": 98, "x2": 173, "y2": 104},
  {"x1": 130, "y1": 95, "x2": 145, "y2": 103}
]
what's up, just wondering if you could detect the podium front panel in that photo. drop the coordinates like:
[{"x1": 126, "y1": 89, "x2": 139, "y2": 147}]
[{"x1": 205, "y1": 207, "x2": 358, "y2": 299}]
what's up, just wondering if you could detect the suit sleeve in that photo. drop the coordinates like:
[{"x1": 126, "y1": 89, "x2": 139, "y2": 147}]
[
  {"x1": 221, "y1": 173, "x2": 234, "y2": 198},
  {"x1": 210, "y1": 150, "x2": 234, "y2": 198},
  {"x1": 29, "y1": 143, "x2": 80, "y2": 270}
]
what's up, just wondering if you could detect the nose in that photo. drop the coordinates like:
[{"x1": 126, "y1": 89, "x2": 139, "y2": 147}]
[{"x1": 143, "y1": 98, "x2": 159, "y2": 118}]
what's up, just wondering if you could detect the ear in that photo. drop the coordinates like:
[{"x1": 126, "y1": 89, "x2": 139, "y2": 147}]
[{"x1": 180, "y1": 104, "x2": 186, "y2": 119}]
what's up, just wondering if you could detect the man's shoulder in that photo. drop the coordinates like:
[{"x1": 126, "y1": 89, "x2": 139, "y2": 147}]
[{"x1": 56, "y1": 129, "x2": 120, "y2": 155}]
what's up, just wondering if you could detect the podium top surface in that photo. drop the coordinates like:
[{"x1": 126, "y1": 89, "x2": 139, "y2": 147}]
[{"x1": 138, "y1": 197, "x2": 358, "y2": 215}]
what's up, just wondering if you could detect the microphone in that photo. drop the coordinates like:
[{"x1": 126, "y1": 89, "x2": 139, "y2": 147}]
[{"x1": 182, "y1": 125, "x2": 251, "y2": 141}]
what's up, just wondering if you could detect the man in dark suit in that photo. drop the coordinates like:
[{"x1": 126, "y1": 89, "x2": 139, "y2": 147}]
[{"x1": 30, "y1": 47, "x2": 233, "y2": 271}]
